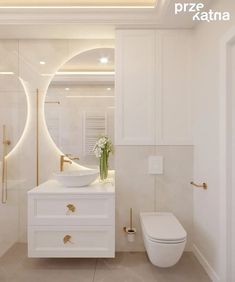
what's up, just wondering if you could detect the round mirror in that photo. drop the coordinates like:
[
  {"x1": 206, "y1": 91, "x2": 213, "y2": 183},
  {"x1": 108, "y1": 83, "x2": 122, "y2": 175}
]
[{"x1": 45, "y1": 48, "x2": 115, "y2": 168}]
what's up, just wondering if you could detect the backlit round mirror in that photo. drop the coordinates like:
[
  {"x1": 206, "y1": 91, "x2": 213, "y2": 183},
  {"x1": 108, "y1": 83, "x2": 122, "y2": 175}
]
[{"x1": 45, "y1": 48, "x2": 115, "y2": 168}]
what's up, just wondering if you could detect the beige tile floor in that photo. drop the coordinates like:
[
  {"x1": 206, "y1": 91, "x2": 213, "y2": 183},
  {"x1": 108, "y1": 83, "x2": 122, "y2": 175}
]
[{"x1": 0, "y1": 244, "x2": 211, "y2": 282}]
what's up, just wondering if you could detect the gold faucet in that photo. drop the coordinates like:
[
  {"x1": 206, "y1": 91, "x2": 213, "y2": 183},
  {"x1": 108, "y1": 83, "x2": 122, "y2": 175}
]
[{"x1": 60, "y1": 155, "x2": 80, "y2": 172}]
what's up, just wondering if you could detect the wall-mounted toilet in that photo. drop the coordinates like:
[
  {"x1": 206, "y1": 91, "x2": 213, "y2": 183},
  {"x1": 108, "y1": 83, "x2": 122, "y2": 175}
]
[{"x1": 140, "y1": 212, "x2": 187, "y2": 268}]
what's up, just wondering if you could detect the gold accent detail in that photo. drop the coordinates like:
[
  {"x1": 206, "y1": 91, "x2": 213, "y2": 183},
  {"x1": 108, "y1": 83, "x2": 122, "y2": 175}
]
[
  {"x1": 63, "y1": 235, "x2": 72, "y2": 244},
  {"x1": 190, "y1": 181, "x2": 208, "y2": 190},
  {"x1": 2, "y1": 125, "x2": 10, "y2": 204},
  {"x1": 2, "y1": 125, "x2": 11, "y2": 147},
  {"x1": 60, "y1": 155, "x2": 80, "y2": 171},
  {"x1": 67, "y1": 204, "x2": 76, "y2": 213},
  {"x1": 45, "y1": 101, "x2": 60, "y2": 104},
  {"x1": 3, "y1": 140, "x2": 11, "y2": 146},
  {"x1": 123, "y1": 208, "x2": 137, "y2": 234},
  {"x1": 70, "y1": 156, "x2": 80, "y2": 161},
  {"x1": 36, "y1": 89, "x2": 39, "y2": 186},
  {"x1": 130, "y1": 208, "x2": 133, "y2": 230},
  {"x1": 60, "y1": 155, "x2": 72, "y2": 172}
]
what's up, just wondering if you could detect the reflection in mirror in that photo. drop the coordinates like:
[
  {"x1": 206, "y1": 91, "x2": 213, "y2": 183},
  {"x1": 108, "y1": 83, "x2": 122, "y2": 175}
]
[{"x1": 45, "y1": 48, "x2": 114, "y2": 169}]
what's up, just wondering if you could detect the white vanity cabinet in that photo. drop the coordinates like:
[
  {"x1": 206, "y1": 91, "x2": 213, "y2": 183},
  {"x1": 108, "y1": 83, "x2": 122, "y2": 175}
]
[{"x1": 27, "y1": 180, "x2": 115, "y2": 258}]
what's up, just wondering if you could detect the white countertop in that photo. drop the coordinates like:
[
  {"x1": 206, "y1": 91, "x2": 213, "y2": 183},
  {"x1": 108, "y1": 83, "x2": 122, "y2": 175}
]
[{"x1": 28, "y1": 179, "x2": 115, "y2": 195}]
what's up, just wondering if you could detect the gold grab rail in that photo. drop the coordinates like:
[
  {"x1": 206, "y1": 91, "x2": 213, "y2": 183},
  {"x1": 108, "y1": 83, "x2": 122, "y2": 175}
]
[
  {"x1": 190, "y1": 181, "x2": 208, "y2": 190},
  {"x1": 2, "y1": 125, "x2": 11, "y2": 204}
]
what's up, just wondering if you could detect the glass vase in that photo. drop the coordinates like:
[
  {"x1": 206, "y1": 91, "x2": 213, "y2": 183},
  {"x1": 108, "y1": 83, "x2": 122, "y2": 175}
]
[{"x1": 99, "y1": 150, "x2": 108, "y2": 181}]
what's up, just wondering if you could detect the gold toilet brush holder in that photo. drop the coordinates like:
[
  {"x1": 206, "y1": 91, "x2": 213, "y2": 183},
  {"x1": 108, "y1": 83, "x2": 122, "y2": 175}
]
[{"x1": 123, "y1": 208, "x2": 136, "y2": 242}]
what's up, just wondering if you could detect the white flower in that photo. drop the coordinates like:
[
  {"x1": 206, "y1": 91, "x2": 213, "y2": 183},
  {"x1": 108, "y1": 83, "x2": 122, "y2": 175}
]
[
  {"x1": 94, "y1": 146, "x2": 102, "y2": 158},
  {"x1": 93, "y1": 136, "x2": 113, "y2": 159},
  {"x1": 98, "y1": 137, "x2": 107, "y2": 148}
]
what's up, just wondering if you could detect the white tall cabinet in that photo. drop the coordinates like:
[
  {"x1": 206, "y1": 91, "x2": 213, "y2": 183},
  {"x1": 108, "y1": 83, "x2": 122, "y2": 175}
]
[
  {"x1": 115, "y1": 30, "x2": 192, "y2": 146},
  {"x1": 115, "y1": 30, "x2": 156, "y2": 145}
]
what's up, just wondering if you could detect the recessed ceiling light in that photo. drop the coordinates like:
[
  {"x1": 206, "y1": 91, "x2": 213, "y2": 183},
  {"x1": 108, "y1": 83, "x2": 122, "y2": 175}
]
[
  {"x1": 107, "y1": 87, "x2": 112, "y2": 91},
  {"x1": 99, "y1": 57, "x2": 109, "y2": 64},
  {"x1": 40, "y1": 61, "x2": 46, "y2": 65},
  {"x1": 65, "y1": 87, "x2": 70, "y2": 91}
]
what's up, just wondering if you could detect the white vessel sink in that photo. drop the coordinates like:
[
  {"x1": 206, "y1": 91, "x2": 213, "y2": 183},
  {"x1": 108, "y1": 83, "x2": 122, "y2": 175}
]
[{"x1": 54, "y1": 170, "x2": 99, "y2": 187}]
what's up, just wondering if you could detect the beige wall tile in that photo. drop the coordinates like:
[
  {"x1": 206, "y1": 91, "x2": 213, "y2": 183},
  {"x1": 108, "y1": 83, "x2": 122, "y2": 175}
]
[{"x1": 115, "y1": 145, "x2": 193, "y2": 251}]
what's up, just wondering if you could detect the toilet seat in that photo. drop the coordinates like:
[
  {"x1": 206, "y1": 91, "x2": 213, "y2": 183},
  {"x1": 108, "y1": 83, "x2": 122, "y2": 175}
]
[
  {"x1": 140, "y1": 212, "x2": 187, "y2": 267},
  {"x1": 146, "y1": 235, "x2": 186, "y2": 244},
  {"x1": 140, "y1": 212, "x2": 187, "y2": 243}
]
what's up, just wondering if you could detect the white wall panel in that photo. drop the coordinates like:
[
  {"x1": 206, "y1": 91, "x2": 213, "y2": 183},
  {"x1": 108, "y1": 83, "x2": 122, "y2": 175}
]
[
  {"x1": 115, "y1": 30, "x2": 156, "y2": 145},
  {"x1": 192, "y1": 1, "x2": 235, "y2": 280}
]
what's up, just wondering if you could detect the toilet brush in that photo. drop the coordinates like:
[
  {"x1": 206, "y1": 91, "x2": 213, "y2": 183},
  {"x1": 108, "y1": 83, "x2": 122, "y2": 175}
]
[{"x1": 123, "y1": 208, "x2": 136, "y2": 242}]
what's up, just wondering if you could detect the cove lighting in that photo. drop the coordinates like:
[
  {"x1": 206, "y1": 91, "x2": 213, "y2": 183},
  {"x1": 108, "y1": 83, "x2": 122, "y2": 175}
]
[
  {"x1": 0, "y1": 6, "x2": 154, "y2": 9},
  {"x1": 41, "y1": 73, "x2": 54, "y2": 77},
  {"x1": 56, "y1": 71, "x2": 115, "y2": 75},
  {"x1": 66, "y1": 95, "x2": 114, "y2": 98},
  {"x1": 99, "y1": 57, "x2": 109, "y2": 64},
  {"x1": 0, "y1": 71, "x2": 14, "y2": 75}
]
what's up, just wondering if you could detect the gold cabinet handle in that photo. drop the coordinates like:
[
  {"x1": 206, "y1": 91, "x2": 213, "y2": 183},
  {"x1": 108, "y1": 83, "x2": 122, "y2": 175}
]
[
  {"x1": 190, "y1": 181, "x2": 208, "y2": 190},
  {"x1": 2, "y1": 125, "x2": 11, "y2": 204},
  {"x1": 63, "y1": 235, "x2": 73, "y2": 244},
  {"x1": 66, "y1": 204, "x2": 76, "y2": 214}
]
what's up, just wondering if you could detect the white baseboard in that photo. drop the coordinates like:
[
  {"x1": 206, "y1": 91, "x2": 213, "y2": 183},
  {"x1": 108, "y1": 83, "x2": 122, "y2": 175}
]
[{"x1": 193, "y1": 244, "x2": 220, "y2": 282}]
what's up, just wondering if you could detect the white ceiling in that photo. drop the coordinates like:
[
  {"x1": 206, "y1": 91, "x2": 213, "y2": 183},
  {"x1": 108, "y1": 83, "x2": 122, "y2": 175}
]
[{"x1": 0, "y1": 0, "x2": 214, "y2": 38}]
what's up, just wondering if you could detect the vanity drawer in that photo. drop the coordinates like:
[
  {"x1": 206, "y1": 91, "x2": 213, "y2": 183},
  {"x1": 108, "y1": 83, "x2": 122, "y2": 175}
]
[
  {"x1": 28, "y1": 195, "x2": 114, "y2": 226},
  {"x1": 28, "y1": 225, "x2": 115, "y2": 258}
]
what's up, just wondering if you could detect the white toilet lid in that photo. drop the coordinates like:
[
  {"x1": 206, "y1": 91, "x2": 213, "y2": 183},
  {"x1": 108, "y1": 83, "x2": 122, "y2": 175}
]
[{"x1": 140, "y1": 212, "x2": 187, "y2": 242}]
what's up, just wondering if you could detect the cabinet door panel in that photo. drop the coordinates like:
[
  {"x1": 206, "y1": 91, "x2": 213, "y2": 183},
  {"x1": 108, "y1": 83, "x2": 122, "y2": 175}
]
[
  {"x1": 28, "y1": 226, "x2": 115, "y2": 258},
  {"x1": 115, "y1": 30, "x2": 155, "y2": 145},
  {"x1": 28, "y1": 194, "x2": 115, "y2": 226},
  {"x1": 115, "y1": 29, "x2": 192, "y2": 146},
  {"x1": 158, "y1": 31, "x2": 192, "y2": 144}
]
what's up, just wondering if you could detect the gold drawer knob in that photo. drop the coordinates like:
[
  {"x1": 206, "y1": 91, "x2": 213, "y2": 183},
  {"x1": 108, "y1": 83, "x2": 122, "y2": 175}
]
[
  {"x1": 66, "y1": 204, "x2": 76, "y2": 214},
  {"x1": 63, "y1": 235, "x2": 73, "y2": 244}
]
